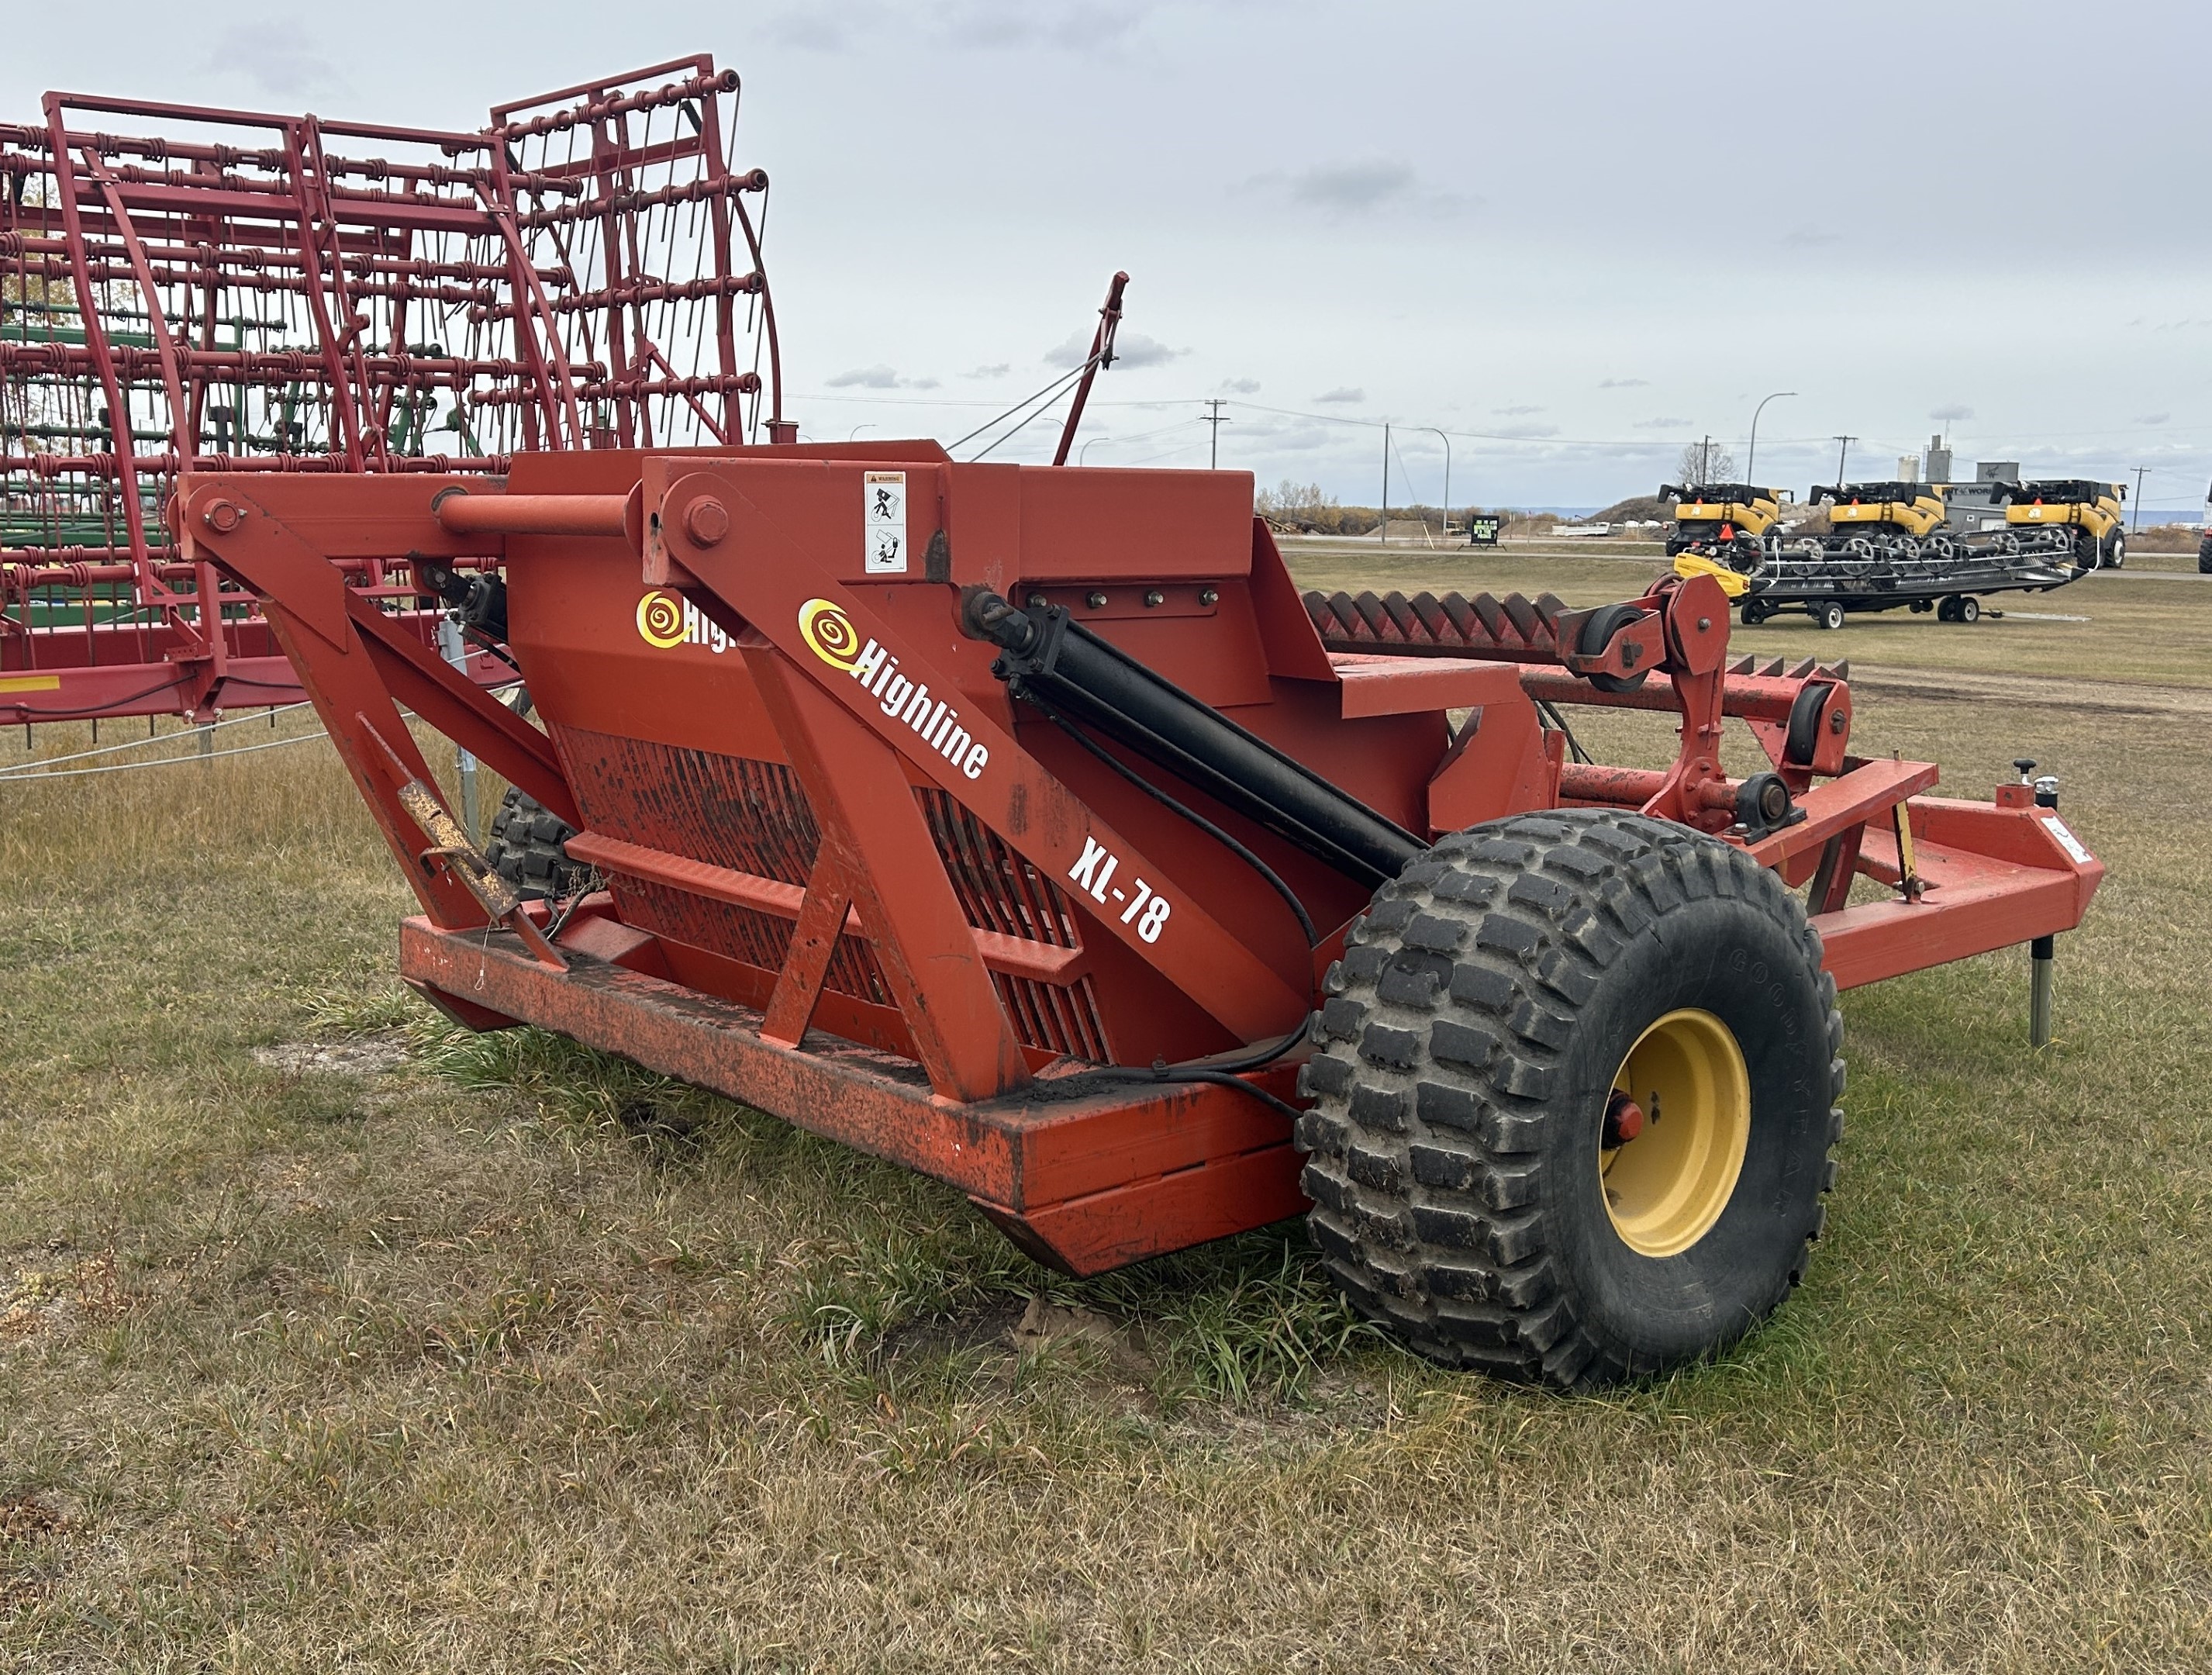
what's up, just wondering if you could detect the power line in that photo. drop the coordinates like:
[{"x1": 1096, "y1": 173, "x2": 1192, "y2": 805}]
[{"x1": 786, "y1": 389, "x2": 2204, "y2": 456}]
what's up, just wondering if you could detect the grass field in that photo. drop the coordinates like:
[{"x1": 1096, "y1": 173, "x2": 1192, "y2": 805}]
[
  {"x1": 2, "y1": 556, "x2": 2208, "y2": 1670},
  {"x1": 1292, "y1": 539, "x2": 2212, "y2": 690}
]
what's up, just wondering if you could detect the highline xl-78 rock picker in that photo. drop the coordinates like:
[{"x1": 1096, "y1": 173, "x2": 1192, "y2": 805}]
[{"x1": 173, "y1": 431, "x2": 2102, "y2": 1389}]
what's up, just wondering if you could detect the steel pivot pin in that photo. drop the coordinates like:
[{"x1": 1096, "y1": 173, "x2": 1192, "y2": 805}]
[{"x1": 684, "y1": 498, "x2": 730, "y2": 547}]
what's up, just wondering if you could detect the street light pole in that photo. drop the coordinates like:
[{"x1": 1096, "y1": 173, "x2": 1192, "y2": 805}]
[
  {"x1": 1381, "y1": 422, "x2": 1391, "y2": 546},
  {"x1": 1744, "y1": 390, "x2": 1795, "y2": 487},
  {"x1": 1426, "y1": 427, "x2": 1453, "y2": 540},
  {"x1": 847, "y1": 423, "x2": 874, "y2": 442},
  {"x1": 1079, "y1": 436, "x2": 1109, "y2": 466}
]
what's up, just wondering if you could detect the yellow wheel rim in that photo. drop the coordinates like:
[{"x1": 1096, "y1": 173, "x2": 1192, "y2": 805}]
[{"x1": 1599, "y1": 1008, "x2": 1751, "y2": 1258}]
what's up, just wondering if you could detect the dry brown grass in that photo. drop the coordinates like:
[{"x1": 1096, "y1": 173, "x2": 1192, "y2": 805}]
[
  {"x1": 1, "y1": 580, "x2": 2209, "y2": 1670},
  {"x1": 2125, "y1": 523, "x2": 2201, "y2": 554}
]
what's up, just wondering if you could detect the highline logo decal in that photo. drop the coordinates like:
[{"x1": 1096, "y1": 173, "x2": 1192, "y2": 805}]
[
  {"x1": 797, "y1": 597, "x2": 989, "y2": 780},
  {"x1": 636, "y1": 589, "x2": 732, "y2": 653}
]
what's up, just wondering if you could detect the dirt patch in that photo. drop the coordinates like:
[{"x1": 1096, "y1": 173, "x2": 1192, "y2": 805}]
[
  {"x1": 0, "y1": 1252, "x2": 129, "y2": 1346},
  {"x1": 1848, "y1": 665, "x2": 2212, "y2": 719},
  {"x1": 1011, "y1": 1297, "x2": 1156, "y2": 1380},
  {"x1": 0, "y1": 1494, "x2": 65, "y2": 1615},
  {"x1": 875, "y1": 1298, "x2": 1029, "y2": 1369},
  {"x1": 0, "y1": 1496, "x2": 64, "y2": 1548},
  {"x1": 874, "y1": 1297, "x2": 1159, "y2": 1383},
  {"x1": 251, "y1": 1033, "x2": 412, "y2": 1076}
]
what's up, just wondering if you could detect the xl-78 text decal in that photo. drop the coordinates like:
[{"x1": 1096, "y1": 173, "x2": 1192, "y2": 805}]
[
  {"x1": 795, "y1": 596, "x2": 1173, "y2": 945},
  {"x1": 1068, "y1": 837, "x2": 1172, "y2": 943}
]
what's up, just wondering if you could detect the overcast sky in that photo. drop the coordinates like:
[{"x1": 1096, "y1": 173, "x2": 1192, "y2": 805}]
[{"x1": 10, "y1": 2, "x2": 2206, "y2": 508}]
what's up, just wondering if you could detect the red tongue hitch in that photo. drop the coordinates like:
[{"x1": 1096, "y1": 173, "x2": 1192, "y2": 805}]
[{"x1": 1603, "y1": 1090, "x2": 1647, "y2": 1148}]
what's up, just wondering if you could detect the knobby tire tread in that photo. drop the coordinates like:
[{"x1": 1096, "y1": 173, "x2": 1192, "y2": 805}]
[{"x1": 1294, "y1": 809, "x2": 1845, "y2": 1390}]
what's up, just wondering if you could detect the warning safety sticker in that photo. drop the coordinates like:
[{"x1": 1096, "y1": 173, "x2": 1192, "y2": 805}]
[{"x1": 864, "y1": 471, "x2": 908, "y2": 574}]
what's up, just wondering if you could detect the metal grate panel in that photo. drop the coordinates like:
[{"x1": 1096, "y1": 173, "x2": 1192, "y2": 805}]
[{"x1": 553, "y1": 729, "x2": 1110, "y2": 1061}]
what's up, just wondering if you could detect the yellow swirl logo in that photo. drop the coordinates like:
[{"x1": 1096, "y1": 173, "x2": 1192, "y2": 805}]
[
  {"x1": 798, "y1": 597, "x2": 861, "y2": 671},
  {"x1": 636, "y1": 590, "x2": 686, "y2": 649}
]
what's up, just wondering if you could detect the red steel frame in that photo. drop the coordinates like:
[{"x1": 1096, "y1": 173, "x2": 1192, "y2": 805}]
[
  {"x1": 173, "y1": 448, "x2": 2103, "y2": 1275},
  {"x1": 1, "y1": 57, "x2": 776, "y2": 724}
]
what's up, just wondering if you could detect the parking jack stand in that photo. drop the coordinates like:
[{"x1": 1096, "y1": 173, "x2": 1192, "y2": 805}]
[{"x1": 2030, "y1": 934, "x2": 2055, "y2": 1048}]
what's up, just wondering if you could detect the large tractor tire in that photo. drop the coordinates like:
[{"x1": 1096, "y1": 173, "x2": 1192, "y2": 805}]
[
  {"x1": 1296, "y1": 810, "x2": 1844, "y2": 1389},
  {"x1": 2100, "y1": 530, "x2": 2126, "y2": 570},
  {"x1": 483, "y1": 785, "x2": 589, "y2": 902}
]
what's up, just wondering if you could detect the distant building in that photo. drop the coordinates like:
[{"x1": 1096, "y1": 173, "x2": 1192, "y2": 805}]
[
  {"x1": 1943, "y1": 461, "x2": 2022, "y2": 531},
  {"x1": 1924, "y1": 434, "x2": 1953, "y2": 483}
]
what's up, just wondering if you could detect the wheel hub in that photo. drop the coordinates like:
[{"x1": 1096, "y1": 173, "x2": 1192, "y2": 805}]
[{"x1": 1599, "y1": 1008, "x2": 1751, "y2": 1257}]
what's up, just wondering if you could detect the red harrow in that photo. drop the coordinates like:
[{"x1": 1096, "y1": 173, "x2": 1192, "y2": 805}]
[
  {"x1": 174, "y1": 436, "x2": 2101, "y2": 1387},
  {"x1": 2, "y1": 57, "x2": 775, "y2": 726}
]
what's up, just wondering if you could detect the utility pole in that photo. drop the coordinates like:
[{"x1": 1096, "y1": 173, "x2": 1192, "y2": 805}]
[
  {"x1": 1381, "y1": 422, "x2": 1391, "y2": 546},
  {"x1": 1700, "y1": 435, "x2": 1711, "y2": 485},
  {"x1": 1831, "y1": 434, "x2": 1855, "y2": 487},
  {"x1": 1202, "y1": 399, "x2": 1232, "y2": 468},
  {"x1": 2131, "y1": 465, "x2": 2149, "y2": 530}
]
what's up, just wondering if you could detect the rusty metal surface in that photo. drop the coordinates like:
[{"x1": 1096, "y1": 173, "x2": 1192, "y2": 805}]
[{"x1": 401, "y1": 916, "x2": 1299, "y2": 1275}]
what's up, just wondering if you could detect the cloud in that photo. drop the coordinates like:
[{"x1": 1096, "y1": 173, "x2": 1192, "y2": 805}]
[
  {"x1": 1781, "y1": 225, "x2": 1841, "y2": 247},
  {"x1": 201, "y1": 22, "x2": 342, "y2": 95},
  {"x1": 762, "y1": 8, "x2": 857, "y2": 49},
  {"x1": 1599, "y1": 378, "x2": 1650, "y2": 389},
  {"x1": 826, "y1": 364, "x2": 937, "y2": 389},
  {"x1": 1313, "y1": 387, "x2": 1365, "y2": 405},
  {"x1": 1262, "y1": 425, "x2": 1331, "y2": 454},
  {"x1": 1293, "y1": 159, "x2": 1417, "y2": 212},
  {"x1": 1493, "y1": 404, "x2": 1544, "y2": 416},
  {"x1": 965, "y1": 363, "x2": 1011, "y2": 380},
  {"x1": 766, "y1": 2, "x2": 1153, "y2": 54},
  {"x1": 1488, "y1": 423, "x2": 1560, "y2": 440},
  {"x1": 1633, "y1": 416, "x2": 1692, "y2": 429},
  {"x1": 1219, "y1": 377, "x2": 1261, "y2": 394},
  {"x1": 1239, "y1": 158, "x2": 1473, "y2": 216},
  {"x1": 1045, "y1": 329, "x2": 1185, "y2": 368},
  {"x1": 938, "y1": 0, "x2": 1154, "y2": 49},
  {"x1": 1107, "y1": 332, "x2": 1185, "y2": 369},
  {"x1": 2136, "y1": 412, "x2": 2171, "y2": 426},
  {"x1": 1929, "y1": 402, "x2": 1975, "y2": 423}
]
